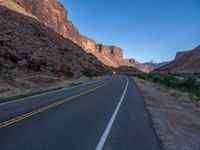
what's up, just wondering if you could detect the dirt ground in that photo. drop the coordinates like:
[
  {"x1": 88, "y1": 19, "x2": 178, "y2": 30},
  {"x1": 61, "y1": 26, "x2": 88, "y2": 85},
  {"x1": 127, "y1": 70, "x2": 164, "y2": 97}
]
[{"x1": 133, "y1": 77, "x2": 200, "y2": 150}]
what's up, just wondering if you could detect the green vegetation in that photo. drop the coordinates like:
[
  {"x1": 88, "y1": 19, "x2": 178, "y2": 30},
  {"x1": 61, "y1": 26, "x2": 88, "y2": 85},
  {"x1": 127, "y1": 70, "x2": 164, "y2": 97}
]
[
  {"x1": 68, "y1": 82, "x2": 81, "y2": 87},
  {"x1": 131, "y1": 73, "x2": 200, "y2": 107},
  {"x1": 63, "y1": 71, "x2": 74, "y2": 78},
  {"x1": 81, "y1": 69, "x2": 107, "y2": 77}
]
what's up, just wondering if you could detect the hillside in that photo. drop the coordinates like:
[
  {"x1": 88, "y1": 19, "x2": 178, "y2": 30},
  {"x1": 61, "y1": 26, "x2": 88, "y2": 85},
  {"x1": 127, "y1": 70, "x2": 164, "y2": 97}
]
[
  {"x1": 143, "y1": 61, "x2": 169, "y2": 69},
  {"x1": 127, "y1": 59, "x2": 152, "y2": 73},
  {"x1": 12, "y1": 0, "x2": 132, "y2": 68},
  {"x1": 175, "y1": 50, "x2": 190, "y2": 60},
  {"x1": 0, "y1": 0, "x2": 109, "y2": 90},
  {"x1": 155, "y1": 45, "x2": 200, "y2": 73}
]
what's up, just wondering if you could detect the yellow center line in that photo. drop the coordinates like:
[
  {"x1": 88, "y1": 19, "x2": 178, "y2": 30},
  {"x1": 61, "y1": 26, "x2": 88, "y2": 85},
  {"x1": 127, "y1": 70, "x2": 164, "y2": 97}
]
[{"x1": 0, "y1": 80, "x2": 114, "y2": 128}]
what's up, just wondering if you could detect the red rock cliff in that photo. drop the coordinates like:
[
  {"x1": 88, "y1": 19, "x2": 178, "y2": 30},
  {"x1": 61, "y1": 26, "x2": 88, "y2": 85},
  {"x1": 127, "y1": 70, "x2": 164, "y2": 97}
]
[
  {"x1": 96, "y1": 44, "x2": 123, "y2": 58},
  {"x1": 12, "y1": 0, "x2": 82, "y2": 45},
  {"x1": 12, "y1": 0, "x2": 129, "y2": 67}
]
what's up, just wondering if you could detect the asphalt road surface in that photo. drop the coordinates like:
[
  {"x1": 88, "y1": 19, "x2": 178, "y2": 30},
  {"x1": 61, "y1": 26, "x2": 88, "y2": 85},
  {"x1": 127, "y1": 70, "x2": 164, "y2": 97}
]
[{"x1": 0, "y1": 75, "x2": 160, "y2": 150}]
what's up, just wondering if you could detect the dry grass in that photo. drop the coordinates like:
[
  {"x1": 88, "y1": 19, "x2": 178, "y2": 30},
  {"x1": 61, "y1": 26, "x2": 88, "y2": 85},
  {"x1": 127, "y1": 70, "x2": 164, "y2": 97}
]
[
  {"x1": 0, "y1": 85, "x2": 13, "y2": 94},
  {"x1": 0, "y1": 75, "x2": 108, "y2": 104},
  {"x1": 133, "y1": 77, "x2": 200, "y2": 150},
  {"x1": 138, "y1": 78, "x2": 200, "y2": 108}
]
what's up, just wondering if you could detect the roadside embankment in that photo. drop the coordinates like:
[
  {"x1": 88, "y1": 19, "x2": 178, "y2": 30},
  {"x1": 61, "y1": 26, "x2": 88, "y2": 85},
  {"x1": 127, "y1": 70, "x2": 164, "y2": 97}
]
[
  {"x1": 133, "y1": 77, "x2": 200, "y2": 150},
  {"x1": 0, "y1": 75, "x2": 109, "y2": 104}
]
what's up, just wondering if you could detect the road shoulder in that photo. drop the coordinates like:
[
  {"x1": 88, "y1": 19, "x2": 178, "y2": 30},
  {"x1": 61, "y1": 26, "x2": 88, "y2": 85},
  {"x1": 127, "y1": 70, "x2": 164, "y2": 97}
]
[
  {"x1": 133, "y1": 77, "x2": 200, "y2": 150},
  {"x1": 103, "y1": 77, "x2": 160, "y2": 150}
]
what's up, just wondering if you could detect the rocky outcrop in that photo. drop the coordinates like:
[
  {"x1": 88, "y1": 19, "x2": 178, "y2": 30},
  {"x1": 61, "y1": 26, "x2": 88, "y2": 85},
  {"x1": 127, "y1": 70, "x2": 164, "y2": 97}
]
[
  {"x1": 80, "y1": 36, "x2": 97, "y2": 53},
  {"x1": 96, "y1": 44, "x2": 123, "y2": 58},
  {"x1": 127, "y1": 59, "x2": 152, "y2": 73},
  {"x1": 12, "y1": 0, "x2": 82, "y2": 46},
  {"x1": 11, "y1": 0, "x2": 128, "y2": 67},
  {"x1": 154, "y1": 45, "x2": 200, "y2": 73}
]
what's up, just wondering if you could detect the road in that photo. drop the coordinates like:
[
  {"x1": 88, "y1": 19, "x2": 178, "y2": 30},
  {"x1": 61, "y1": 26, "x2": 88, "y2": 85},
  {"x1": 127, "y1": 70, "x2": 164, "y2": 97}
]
[{"x1": 0, "y1": 75, "x2": 160, "y2": 150}]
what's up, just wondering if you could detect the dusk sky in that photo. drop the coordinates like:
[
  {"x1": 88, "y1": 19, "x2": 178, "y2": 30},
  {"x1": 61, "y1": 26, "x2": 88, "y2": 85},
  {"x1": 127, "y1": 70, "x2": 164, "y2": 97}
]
[{"x1": 58, "y1": 0, "x2": 200, "y2": 63}]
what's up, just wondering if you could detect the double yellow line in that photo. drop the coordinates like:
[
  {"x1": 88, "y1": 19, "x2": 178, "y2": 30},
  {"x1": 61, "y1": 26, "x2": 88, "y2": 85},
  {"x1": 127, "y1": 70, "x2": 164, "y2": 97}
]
[{"x1": 0, "y1": 80, "x2": 113, "y2": 129}]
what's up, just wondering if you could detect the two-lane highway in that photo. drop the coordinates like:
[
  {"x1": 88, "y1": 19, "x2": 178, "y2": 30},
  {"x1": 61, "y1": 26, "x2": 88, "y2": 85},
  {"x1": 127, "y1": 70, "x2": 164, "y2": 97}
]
[{"x1": 0, "y1": 75, "x2": 160, "y2": 150}]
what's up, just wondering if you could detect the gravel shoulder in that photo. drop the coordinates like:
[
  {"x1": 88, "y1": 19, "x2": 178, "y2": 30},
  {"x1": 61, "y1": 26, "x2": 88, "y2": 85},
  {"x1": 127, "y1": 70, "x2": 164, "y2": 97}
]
[{"x1": 133, "y1": 77, "x2": 200, "y2": 150}]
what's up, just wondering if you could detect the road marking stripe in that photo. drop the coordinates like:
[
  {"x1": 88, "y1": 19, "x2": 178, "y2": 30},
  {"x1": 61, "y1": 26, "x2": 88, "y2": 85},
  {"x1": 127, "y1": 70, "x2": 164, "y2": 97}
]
[
  {"x1": 95, "y1": 77, "x2": 129, "y2": 150},
  {"x1": 0, "y1": 80, "x2": 114, "y2": 128}
]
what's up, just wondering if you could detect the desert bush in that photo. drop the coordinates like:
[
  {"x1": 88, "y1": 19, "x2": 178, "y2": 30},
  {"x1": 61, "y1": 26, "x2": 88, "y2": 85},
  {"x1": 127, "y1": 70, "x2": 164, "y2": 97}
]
[
  {"x1": 63, "y1": 71, "x2": 74, "y2": 78},
  {"x1": 81, "y1": 69, "x2": 106, "y2": 77}
]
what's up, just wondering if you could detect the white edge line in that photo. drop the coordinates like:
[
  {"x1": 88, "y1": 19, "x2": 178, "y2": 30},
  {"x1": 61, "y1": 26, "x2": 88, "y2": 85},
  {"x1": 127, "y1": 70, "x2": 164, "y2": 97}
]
[
  {"x1": 0, "y1": 76, "x2": 116, "y2": 106},
  {"x1": 95, "y1": 77, "x2": 129, "y2": 150}
]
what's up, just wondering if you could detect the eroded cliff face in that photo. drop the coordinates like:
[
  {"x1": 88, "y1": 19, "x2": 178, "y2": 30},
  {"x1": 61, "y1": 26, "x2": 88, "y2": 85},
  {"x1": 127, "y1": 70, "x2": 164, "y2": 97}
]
[
  {"x1": 12, "y1": 0, "x2": 128, "y2": 67},
  {"x1": 12, "y1": 0, "x2": 82, "y2": 45},
  {"x1": 96, "y1": 44, "x2": 123, "y2": 58},
  {"x1": 127, "y1": 59, "x2": 152, "y2": 73},
  {"x1": 80, "y1": 36, "x2": 97, "y2": 53}
]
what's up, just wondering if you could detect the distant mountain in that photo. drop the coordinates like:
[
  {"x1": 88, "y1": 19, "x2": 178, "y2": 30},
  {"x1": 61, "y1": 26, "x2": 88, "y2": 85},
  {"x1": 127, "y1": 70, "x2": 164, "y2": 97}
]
[
  {"x1": 154, "y1": 45, "x2": 200, "y2": 73},
  {"x1": 127, "y1": 59, "x2": 153, "y2": 73},
  {"x1": 143, "y1": 61, "x2": 169, "y2": 69}
]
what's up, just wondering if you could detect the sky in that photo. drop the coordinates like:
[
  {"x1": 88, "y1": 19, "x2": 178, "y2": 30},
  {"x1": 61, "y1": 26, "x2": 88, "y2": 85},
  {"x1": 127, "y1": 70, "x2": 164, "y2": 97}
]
[{"x1": 58, "y1": 0, "x2": 200, "y2": 63}]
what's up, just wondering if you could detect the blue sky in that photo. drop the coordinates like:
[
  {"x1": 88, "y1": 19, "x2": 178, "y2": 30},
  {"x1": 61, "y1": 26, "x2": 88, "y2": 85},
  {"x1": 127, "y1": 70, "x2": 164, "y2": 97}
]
[{"x1": 58, "y1": 0, "x2": 200, "y2": 62}]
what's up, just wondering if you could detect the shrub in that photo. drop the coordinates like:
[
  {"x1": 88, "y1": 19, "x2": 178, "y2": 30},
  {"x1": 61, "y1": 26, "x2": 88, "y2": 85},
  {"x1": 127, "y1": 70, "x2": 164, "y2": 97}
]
[
  {"x1": 131, "y1": 73, "x2": 200, "y2": 106},
  {"x1": 161, "y1": 75, "x2": 175, "y2": 87},
  {"x1": 152, "y1": 76, "x2": 161, "y2": 83},
  {"x1": 63, "y1": 71, "x2": 74, "y2": 78},
  {"x1": 81, "y1": 69, "x2": 106, "y2": 77},
  {"x1": 181, "y1": 77, "x2": 199, "y2": 92}
]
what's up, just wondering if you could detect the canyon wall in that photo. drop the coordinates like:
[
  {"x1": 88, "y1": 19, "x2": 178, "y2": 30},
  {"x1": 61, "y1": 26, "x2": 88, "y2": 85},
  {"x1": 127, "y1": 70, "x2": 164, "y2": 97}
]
[
  {"x1": 0, "y1": 0, "x2": 107, "y2": 79},
  {"x1": 12, "y1": 0, "x2": 128, "y2": 67},
  {"x1": 155, "y1": 45, "x2": 200, "y2": 73}
]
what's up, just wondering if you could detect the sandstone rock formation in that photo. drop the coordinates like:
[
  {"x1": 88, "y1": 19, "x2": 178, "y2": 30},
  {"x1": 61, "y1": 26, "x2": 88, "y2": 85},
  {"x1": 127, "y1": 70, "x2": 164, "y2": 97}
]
[
  {"x1": 12, "y1": 0, "x2": 130, "y2": 67},
  {"x1": 155, "y1": 45, "x2": 200, "y2": 73},
  {"x1": 127, "y1": 59, "x2": 153, "y2": 73},
  {"x1": 0, "y1": 0, "x2": 108, "y2": 80}
]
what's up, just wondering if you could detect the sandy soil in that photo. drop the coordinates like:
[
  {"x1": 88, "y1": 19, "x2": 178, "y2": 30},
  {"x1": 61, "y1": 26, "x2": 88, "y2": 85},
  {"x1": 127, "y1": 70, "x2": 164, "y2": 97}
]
[{"x1": 133, "y1": 77, "x2": 200, "y2": 150}]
